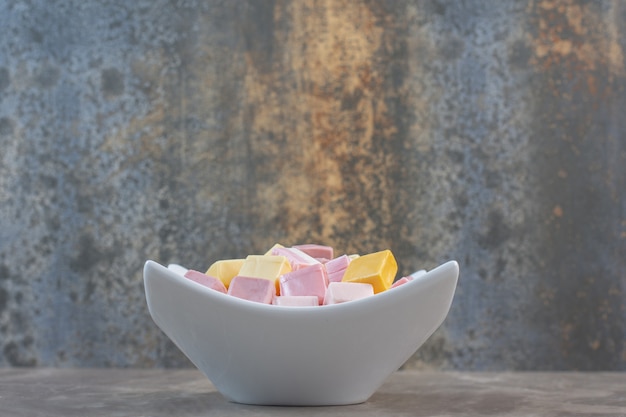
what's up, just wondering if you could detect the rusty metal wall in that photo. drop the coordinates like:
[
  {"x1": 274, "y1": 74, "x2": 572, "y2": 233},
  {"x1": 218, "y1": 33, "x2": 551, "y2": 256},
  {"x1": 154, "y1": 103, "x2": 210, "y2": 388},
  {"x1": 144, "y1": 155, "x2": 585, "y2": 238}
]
[{"x1": 0, "y1": 0, "x2": 624, "y2": 370}]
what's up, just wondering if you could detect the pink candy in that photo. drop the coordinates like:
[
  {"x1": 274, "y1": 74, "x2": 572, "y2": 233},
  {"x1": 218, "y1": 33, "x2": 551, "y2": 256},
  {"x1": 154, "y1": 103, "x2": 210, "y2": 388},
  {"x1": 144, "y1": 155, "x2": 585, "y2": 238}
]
[
  {"x1": 323, "y1": 282, "x2": 374, "y2": 305},
  {"x1": 273, "y1": 296, "x2": 319, "y2": 306},
  {"x1": 228, "y1": 276, "x2": 276, "y2": 304},
  {"x1": 390, "y1": 276, "x2": 412, "y2": 289},
  {"x1": 324, "y1": 254, "x2": 352, "y2": 283},
  {"x1": 388, "y1": 270, "x2": 424, "y2": 289},
  {"x1": 181, "y1": 244, "x2": 425, "y2": 307},
  {"x1": 293, "y1": 244, "x2": 334, "y2": 260},
  {"x1": 184, "y1": 270, "x2": 227, "y2": 293},
  {"x1": 279, "y1": 263, "x2": 329, "y2": 305},
  {"x1": 271, "y1": 247, "x2": 320, "y2": 271}
]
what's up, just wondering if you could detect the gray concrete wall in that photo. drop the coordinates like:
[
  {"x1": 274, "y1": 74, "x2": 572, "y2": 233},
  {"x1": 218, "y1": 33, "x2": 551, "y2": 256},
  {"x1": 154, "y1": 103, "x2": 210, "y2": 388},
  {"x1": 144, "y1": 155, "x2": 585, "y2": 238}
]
[{"x1": 0, "y1": 0, "x2": 624, "y2": 370}]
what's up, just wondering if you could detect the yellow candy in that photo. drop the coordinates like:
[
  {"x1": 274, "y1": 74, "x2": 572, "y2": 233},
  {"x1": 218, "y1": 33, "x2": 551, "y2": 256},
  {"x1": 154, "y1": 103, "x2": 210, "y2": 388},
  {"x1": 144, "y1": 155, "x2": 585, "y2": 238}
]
[
  {"x1": 206, "y1": 259, "x2": 245, "y2": 289},
  {"x1": 264, "y1": 243, "x2": 284, "y2": 255},
  {"x1": 341, "y1": 250, "x2": 398, "y2": 294},
  {"x1": 238, "y1": 255, "x2": 292, "y2": 294}
]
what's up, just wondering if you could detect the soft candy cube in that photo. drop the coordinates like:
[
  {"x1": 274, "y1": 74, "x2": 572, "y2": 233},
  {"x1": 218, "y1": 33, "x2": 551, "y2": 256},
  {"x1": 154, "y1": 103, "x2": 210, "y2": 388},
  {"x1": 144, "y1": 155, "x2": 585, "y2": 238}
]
[
  {"x1": 238, "y1": 255, "x2": 292, "y2": 294},
  {"x1": 410, "y1": 269, "x2": 427, "y2": 279},
  {"x1": 228, "y1": 276, "x2": 276, "y2": 304},
  {"x1": 264, "y1": 243, "x2": 284, "y2": 255},
  {"x1": 271, "y1": 247, "x2": 320, "y2": 271},
  {"x1": 272, "y1": 295, "x2": 319, "y2": 306},
  {"x1": 323, "y1": 282, "x2": 374, "y2": 305},
  {"x1": 178, "y1": 244, "x2": 422, "y2": 306},
  {"x1": 279, "y1": 263, "x2": 329, "y2": 304},
  {"x1": 390, "y1": 276, "x2": 412, "y2": 289},
  {"x1": 293, "y1": 244, "x2": 334, "y2": 261},
  {"x1": 324, "y1": 254, "x2": 351, "y2": 283},
  {"x1": 183, "y1": 270, "x2": 227, "y2": 293},
  {"x1": 205, "y1": 259, "x2": 245, "y2": 289},
  {"x1": 168, "y1": 263, "x2": 189, "y2": 276},
  {"x1": 342, "y1": 250, "x2": 398, "y2": 294}
]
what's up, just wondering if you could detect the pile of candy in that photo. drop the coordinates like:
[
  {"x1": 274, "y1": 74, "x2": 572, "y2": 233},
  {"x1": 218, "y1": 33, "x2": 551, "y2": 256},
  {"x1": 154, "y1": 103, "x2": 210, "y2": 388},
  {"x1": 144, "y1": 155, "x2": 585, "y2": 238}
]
[{"x1": 169, "y1": 244, "x2": 421, "y2": 306}]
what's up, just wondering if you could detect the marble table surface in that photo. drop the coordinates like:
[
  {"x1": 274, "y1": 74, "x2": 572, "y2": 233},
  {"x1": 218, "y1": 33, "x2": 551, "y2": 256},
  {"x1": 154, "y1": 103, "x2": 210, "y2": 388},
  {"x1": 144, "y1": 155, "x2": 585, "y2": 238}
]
[{"x1": 0, "y1": 369, "x2": 624, "y2": 416}]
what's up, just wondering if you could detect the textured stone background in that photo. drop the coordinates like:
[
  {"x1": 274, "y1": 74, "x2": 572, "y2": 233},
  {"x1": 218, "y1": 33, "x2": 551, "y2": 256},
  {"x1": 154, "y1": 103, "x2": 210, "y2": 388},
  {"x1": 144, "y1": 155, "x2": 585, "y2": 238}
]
[{"x1": 0, "y1": 0, "x2": 624, "y2": 370}]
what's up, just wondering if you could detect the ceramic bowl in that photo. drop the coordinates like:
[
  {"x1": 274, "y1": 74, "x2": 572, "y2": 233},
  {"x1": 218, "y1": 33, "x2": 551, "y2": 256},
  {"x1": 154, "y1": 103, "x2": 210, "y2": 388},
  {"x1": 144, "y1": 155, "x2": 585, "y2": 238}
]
[{"x1": 143, "y1": 259, "x2": 459, "y2": 406}]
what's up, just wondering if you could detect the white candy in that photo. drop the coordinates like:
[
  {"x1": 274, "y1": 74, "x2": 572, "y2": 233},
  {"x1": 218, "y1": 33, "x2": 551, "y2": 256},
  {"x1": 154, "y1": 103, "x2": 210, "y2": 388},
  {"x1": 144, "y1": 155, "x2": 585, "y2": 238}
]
[{"x1": 167, "y1": 263, "x2": 189, "y2": 276}]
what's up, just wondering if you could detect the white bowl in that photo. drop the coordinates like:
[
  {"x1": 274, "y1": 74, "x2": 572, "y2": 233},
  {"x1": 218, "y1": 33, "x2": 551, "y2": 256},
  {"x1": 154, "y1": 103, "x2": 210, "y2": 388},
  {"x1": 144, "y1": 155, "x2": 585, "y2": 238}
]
[{"x1": 143, "y1": 259, "x2": 459, "y2": 406}]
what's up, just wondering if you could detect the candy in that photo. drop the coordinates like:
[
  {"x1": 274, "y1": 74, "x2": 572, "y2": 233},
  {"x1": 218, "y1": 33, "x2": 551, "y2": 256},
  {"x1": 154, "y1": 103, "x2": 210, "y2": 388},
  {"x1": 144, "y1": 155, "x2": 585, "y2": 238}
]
[
  {"x1": 341, "y1": 250, "x2": 398, "y2": 294},
  {"x1": 175, "y1": 245, "x2": 422, "y2": 306},
  {"x1": 228, "y1": 276, "x2": 276, "y2": 304},
  {"x1": 391, "y1": 270, "x2": 427, "y2": 289},
  {"x1": 279, "y1": 263, "x2": 328, "y2": 304},
  {"x1": 168, "y1": 263, "x2": 188, "y2": 276},
  {"x1": 390, "y1": 276, "x2": 412, "y2": 289},
  {"x1": 410, "y1": 269, "x2": 427, "y2": 279},
  {"x1": 184, "y1": 270, "x2": 227, "y2": 293},
  {"x1": 272, "y1": 295, "x2": 319, "y2": 306},
  {"x1": 323, "y1": 282, "x2": 374, "y2": 305},
  {"x1": 271, "y1": 247, "x2": 320, "y2": 271},
  {"x1": 293, "y1": 244, "x2": 334, "y2": 260},
  {"x1": 238, "y1": 255, "x2": 292, "y2": 294},
  {"x1": 206, "y1": 259, "x2": 245, "y2": 289},
  {"x1": 324, "y1": 254, "x2": 352, "y2": 283},
  {"x1": 264, "y1": 243, "x2": 284, "y2": 255}
]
